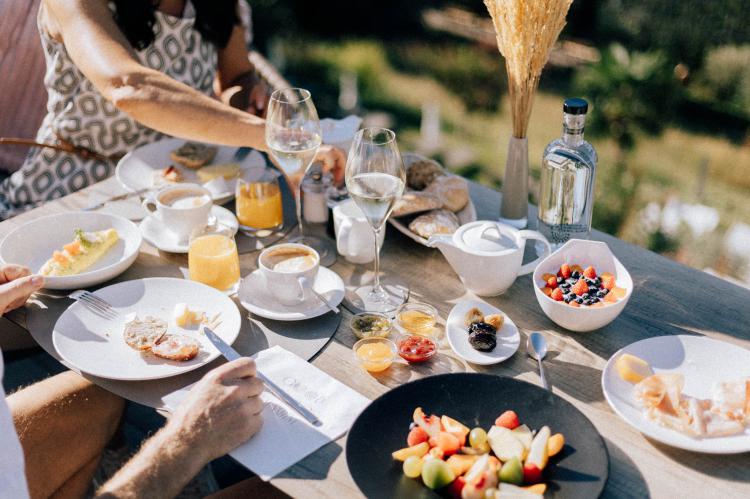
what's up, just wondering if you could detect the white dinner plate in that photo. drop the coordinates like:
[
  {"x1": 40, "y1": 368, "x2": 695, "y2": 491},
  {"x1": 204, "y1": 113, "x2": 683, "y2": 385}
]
[
  {"x1": 0, "y1": 212, "x2": 142, "y2": 290},
  {"x1": 116, "y1": 138, "x2": 266, "y2": 204},
  {"x1": 389, "y1": 153, "x2": 477, "y2": 246},
  {"x1": 52, "y1": 278, "x2": 241, "y2": 381},
  {"x1": 602, "y1": 335, "x2": 750, "y2": 453},
  {"x1": 239, "y1": 267, "x2": 345, "y2": 321},
  {"x1": 445, "y1": 300, "x2": 520, "y2": 365},
  {"x1": 139, "y1": 205, "x2": 239, "y2": 254}
]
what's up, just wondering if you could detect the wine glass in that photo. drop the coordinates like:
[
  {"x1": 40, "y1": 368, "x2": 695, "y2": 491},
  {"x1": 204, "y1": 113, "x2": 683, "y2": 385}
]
[
  {"x1": 345, "y1": 127, "x2": 407, "y2": 313},
  {"x1": 265, "y1": 88, "x2": 335, "y2": 263}
]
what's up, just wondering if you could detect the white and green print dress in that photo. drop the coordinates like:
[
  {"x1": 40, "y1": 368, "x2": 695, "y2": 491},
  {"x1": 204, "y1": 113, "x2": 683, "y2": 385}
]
[{"x1": 0, "y1": 1, "x2": 219, "y2": 219}]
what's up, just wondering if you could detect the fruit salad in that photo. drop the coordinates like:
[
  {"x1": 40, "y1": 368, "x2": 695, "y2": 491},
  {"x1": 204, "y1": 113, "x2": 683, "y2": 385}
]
[
  {"x1": 392, "y1": 407, "x2": 566, "y2": 498},
  {"x1": 540, "y1": 263, "x2": 626, "y2": 307}
]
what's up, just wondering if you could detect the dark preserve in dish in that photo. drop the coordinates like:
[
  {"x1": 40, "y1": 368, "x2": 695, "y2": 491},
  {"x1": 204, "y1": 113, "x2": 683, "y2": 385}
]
[{"x1": 398, "y1": 335, "x2": 437, "y2": 363}]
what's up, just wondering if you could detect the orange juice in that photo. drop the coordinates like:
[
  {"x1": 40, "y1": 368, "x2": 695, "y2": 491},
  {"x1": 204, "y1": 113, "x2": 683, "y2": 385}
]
[
  {"x1": 188, "y1": 234, "x2": 240, "y2": 291},
  {"x1": 236, "y1": 181, "x2": 283, "y2": 230}
]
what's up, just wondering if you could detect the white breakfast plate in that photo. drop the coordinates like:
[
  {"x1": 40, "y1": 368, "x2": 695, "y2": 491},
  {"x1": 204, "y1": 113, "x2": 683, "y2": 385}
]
[
  {"x1": 0, "y1": 212, "x2": 142, "y2": 290},
  {"x1": 389, "y1": 153, "x2": 477, "y2": 246},
  {"x1": 116, "y1": 138, "x2": 266, "y2": 204},
  {"x1": 602, "y1": 335, "x2": 750, "y2": 453},
  {"x1": 139, "y1": 205, "x2": 239, "y2": 254},
  {"x1": 52, "y1": 278, "x2": 241, "y2": 381},
  {"x1": 445, "y1": 300, "x2": 520, "y2": 365},
  {"x1": 239, "y1": 267, "x2": 345, "y2": 321}
]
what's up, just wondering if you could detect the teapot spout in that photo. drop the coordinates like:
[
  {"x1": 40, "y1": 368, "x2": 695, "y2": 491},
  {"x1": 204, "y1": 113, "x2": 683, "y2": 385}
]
[{"x1": 426, "y1": 233, "x2": 454, "y2": 249}]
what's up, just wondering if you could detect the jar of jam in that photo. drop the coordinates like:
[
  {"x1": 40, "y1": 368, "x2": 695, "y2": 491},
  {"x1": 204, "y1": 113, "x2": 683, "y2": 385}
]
[{"x1": 397, "y1": 335, "x2": 437, "y2": 363}]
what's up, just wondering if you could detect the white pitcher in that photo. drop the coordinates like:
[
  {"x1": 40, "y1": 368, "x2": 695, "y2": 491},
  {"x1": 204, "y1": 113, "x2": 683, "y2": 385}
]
[{"x1": 333, "y1": 199, "x2": 385, "y2": 264}]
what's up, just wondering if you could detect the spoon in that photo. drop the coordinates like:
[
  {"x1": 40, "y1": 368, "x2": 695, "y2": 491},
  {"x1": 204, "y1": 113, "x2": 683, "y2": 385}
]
[{"x1": 527, "y1": 332, "x2": 550, "y2": 391}]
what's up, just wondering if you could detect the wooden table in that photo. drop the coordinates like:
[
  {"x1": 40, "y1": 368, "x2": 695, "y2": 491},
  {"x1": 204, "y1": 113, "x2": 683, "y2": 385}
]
[{"x1": 2, "y1": 176, "x2": 749, "y2": 499}]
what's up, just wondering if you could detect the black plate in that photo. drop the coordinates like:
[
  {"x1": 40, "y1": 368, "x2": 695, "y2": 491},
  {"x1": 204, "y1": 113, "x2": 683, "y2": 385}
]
[{"x1": 346, "y1": 374, "x2": 608, "y2": 498}]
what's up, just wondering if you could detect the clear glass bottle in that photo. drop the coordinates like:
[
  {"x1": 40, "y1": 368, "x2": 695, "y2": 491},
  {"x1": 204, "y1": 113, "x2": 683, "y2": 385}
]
[{"x1": 537, "y1": 98, "x2": 597, "y2": 248}]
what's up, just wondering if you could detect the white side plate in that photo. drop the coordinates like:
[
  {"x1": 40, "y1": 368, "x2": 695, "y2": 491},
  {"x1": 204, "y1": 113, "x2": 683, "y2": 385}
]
[
  {"x1": 446, "y1": 300, "x2": 520, "y2": 365},
  {"x1": 602, "y1": 335, "x2": 750, "y2": 453}
]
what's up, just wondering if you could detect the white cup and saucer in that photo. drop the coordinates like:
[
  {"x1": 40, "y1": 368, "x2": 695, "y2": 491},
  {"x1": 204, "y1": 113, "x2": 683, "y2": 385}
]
[
  {"x1": 239, "y1": 243, "x2": 345, "y2": 321},
  {"x1": 138, "y1": 184, "x2": 238, "y2": 253}
]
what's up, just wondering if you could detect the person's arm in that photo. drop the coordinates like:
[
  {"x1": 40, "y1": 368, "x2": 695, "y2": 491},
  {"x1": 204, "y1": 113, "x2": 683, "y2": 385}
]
[
  {"x1": 43, "y1": 0, "x2": 267, "y2": 150},
  {"x1": 96, "y1": 358, "x2": 264, "y2": 498}
]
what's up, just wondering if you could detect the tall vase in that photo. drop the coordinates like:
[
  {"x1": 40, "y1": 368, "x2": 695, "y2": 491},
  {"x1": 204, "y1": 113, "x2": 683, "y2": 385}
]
[{"x1": 499, "y1": 136, "x2": 528, "y2": 228}]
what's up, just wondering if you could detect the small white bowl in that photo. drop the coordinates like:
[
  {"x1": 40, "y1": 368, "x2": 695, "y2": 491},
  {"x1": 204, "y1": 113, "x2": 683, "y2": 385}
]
[
  {"x1": 0, "y1": 212, "x2": 142, "y2": 290},
  {"x1": 532, "y1": 239, "x2": 632, "y2": 332}
]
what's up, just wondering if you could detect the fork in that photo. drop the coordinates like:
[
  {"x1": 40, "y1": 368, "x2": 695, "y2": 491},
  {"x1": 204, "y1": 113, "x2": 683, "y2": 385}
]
[{"x1": 69, "y1": 290, "x2": 119, "y2": 320}]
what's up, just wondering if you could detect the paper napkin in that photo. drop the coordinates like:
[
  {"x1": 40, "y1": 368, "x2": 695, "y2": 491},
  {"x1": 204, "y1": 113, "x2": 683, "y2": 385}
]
[{"x1": 162, "y1": 345, "x2": 370, "y2": 480}]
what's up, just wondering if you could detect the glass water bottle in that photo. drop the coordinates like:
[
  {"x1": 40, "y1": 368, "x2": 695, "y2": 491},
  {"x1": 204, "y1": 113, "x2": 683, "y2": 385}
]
[{"x1": 537, "y1": 98, "x2": 598, "y2": 248}]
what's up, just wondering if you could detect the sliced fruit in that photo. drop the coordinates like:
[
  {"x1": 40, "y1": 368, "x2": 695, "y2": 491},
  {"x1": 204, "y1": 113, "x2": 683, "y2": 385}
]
[
  {"x1": 392, "y1": 441, "x2": 429, "y2": 461},
  {"x1": 571, "y1": 279, "x2": 589, "y2": 296},
  {"x1": 461, "y1": 444, "x2": 490, "y2": 455},
  {"x1": 525, "y1": 426, "x2": 550, "y2": 470},
  {"x1": 523, "y1": 483, "x2": 547, "y2": 495},
  {"x1": 421, "y1": 458, "x2": 456, "y2": 490},
  {"x1": 604, "y1": 292, "x2": 618, "y2": 303},
  {"x1": 547, "y1": 433, "x2": 565, "y2": 457},
  {"x1": 429, "y1": 446, "x2": 445, "y2": 460},
  {"x1": 610, "y1": 286, "x2": 627, "y2": 299},
  {"x1": 445, "y1": 454, "x2": 478, "y2": 476},
  {"x1": 615, "y1": 353, "x2": 653, "y2": 384},
  {"x1": 511, "y1": 425, "x2": 533, "y2": 451},
  {"x1": 464, "y1": 454, "x2": 490, "y2": 484},
  {"x1": 546, "y1": 276, "x2": 558, "y2": 288},
  {"x1": 441, "y1": 415, "x2": 470, "y2": 444},
  {"x1": 498, "y1": 456, "x2": 523, "y2": 485},
  {"x1": 414, "y1": 407, "x2": 441, "y2": 438},
  {"x1": 542, "y1": 287, "x2": 552, "y2": 297},
  {"x1": 551, "y1": 288, "x2": 564, "y2": 301},
  {"x1": 570, "y1": 264, "x2": 584, "y2": 273},
  {"x1": 407, "y1": 425, "x2": 429, "y2": 446},
  {"x1": 558, "y1": 263, "x2": 572, "y2": 279},
  {"x1": 447, "y1": 476, "x2": 466, "y2": 498},
  {"x1": 437, "y1": 431, "x2": 461, "y2": 456},
  {"x1": 601, "y1": 273, "x2": 615, "y2": 290},
  {"x1": 542, "y1": 273, "x2": 556, "y2": 282},
  {"x1": 403, "y1": 455, "x2": 423, "y2": 478},
  {"x1": 583, "y1": 266, "x2": 597, "y2": 278},
  {"x1": 522, "y1": 463, "x2": 543, "y2": 484},
  {"x1": 488, "y1": 426, "x2": 525, "y2": 462},
  {"x1": 495, "y1": 410, "x2": 521, "y2": 430},
  {"x1": 496, "y1": 482, "x2": 544, "y2": 497}
]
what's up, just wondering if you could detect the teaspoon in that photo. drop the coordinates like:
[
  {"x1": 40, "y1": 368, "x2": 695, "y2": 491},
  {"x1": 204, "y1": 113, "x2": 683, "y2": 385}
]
[{"x1": 527, "y1": 332, "x2": 550, "y2": 391}]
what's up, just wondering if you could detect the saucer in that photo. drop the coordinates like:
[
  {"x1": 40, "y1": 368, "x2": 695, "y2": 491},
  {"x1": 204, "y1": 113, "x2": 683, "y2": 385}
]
[
  {"x1": 139, "y1": 205, "x2": 239, "y2": 253},
  {"x1": 239, "y1": 267, "x2": 345, "y2": 321}
]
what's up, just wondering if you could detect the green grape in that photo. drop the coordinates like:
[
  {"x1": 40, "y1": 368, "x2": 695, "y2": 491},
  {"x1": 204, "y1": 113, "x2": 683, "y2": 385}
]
[
  {"x1": 475, "y1": 441, "x2": 491, "y2": 454},
  {"x1": 403, "y1": 456, "x2": 423, "y2": 478},
  {"x1": 469, "y1": 427, "x2": 488, "y2": 449}
]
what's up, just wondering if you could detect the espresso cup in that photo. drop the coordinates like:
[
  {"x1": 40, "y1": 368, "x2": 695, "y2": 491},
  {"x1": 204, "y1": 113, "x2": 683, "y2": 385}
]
[
  {"x1": 333, "y1": 199, "x2": 384, "y2": 264},
  {"x1": 142, "y1": 184, "x2": 213, "y2": 241},
  {"x1": 259, "y1": 243, "x2": 320, "y2": 306}
]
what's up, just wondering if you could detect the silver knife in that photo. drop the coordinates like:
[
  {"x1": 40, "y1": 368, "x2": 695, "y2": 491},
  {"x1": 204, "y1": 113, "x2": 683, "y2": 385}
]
[
  {"x1": 82, "y1": 187, "x2": 152, "y2": 211},
  {"x1": 203, "y1": 326, "x2": 322, "y2": 426}
]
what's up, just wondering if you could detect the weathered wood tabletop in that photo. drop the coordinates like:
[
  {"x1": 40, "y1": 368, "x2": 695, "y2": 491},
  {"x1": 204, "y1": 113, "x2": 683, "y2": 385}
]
[{"x1": 2, "y1": 176, "x2": 749, "y2": 499}]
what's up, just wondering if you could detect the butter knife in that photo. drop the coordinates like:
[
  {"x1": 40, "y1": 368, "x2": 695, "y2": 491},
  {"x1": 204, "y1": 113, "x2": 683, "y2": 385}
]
[
  {"x1": 82, "y1": 187, "x2": 152, "y2": 211},
  {"x1": 203, "y1": 326, "x2": 322, "y2": 426}
]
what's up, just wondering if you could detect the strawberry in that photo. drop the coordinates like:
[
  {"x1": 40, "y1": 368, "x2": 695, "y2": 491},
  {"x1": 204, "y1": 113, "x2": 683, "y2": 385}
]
[
  {"x1": 407, "y1": 426, "x2": 429, "y2": 447},
  {"x1": 495, "y1": 410, "x2": 520, "y2": 429},
  {"x1": 583, "y1": 266, "x2": 597, "y2": 279},
  {"x1": 523, "y1": 463, "x2": 543, "y2": 484},
  {"x1": 546, "y1": 276, "x2": 558, "y2": 289},
  {"x1": 571, "y1": 279, "x2": 588, "y2": 296},
  {"x1": 558, "y1": 263, "x2": 572, "y2": 279},
  {"x1": 550, "y1": 288, "x2": 564, "y2": 301}
]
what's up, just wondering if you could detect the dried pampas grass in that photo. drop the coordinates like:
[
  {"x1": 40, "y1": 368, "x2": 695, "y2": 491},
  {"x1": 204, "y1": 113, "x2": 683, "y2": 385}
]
[{"x1": 484, "y1": 0, "x2": 573, "y2": 138}]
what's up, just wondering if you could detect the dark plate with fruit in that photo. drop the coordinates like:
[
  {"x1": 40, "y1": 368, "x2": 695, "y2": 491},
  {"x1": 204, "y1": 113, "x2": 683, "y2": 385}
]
[{"x1": 346, "y1": 373, "x2": 608, "y2": 499}]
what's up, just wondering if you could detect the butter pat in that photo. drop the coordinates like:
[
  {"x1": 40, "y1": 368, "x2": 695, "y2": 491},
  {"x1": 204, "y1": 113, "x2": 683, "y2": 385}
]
[
  {"x1": 173, "y1": 303, "x2": 205, "y2": 327},
  {"x1": 615, "y1": 353, "x2": 653, "y2": 384}
]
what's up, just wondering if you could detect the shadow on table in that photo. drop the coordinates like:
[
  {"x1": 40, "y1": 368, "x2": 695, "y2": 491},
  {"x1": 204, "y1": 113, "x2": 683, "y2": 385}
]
[
  {"x1": 648, "y1": 439, "x2": 750, "y2": 484},
  {"x1": 275, "y1": 440, "x2": 343, "y2": 481},
  {"x1": 601, "y1": 437, "x2": 651, "y2": 499},
  {"x1": 368, "y1": 353, "x2": 468, "y2": 390}
]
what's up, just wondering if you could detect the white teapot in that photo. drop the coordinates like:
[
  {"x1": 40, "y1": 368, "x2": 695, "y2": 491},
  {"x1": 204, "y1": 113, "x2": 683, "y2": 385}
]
[{"x1": 427, "y1": 221, "x2": 551, "y2": 296}]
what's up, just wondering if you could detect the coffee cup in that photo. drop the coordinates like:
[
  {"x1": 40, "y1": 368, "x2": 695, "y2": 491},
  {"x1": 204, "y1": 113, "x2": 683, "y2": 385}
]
[
  {"x1": 333, "y1": 199, "x2": 384, "y2": 264},
  {"x1": 142, "y1": 184, "x2": 213, "y2": 241},
  {"x1": 259, "y1": 243, "x2": 320, "y2": 306}
]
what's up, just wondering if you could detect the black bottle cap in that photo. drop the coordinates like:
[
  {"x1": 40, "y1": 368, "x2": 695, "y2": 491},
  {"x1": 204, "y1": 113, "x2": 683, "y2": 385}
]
[{"x1": 563, "y1": 98, "x2": 588, "y2": 115}]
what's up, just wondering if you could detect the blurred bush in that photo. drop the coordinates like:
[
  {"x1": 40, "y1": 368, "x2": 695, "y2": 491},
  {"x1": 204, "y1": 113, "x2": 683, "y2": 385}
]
[{"x1": 690, "y1": 45, "x2": 750, "y2": 118}]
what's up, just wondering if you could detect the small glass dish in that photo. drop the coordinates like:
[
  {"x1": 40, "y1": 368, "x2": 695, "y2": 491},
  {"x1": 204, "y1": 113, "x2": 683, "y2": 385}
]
[
  {"x1": 396, "y1": 302, "x2": 438, "y2": 336},
  {"x1": 350, "y1": 312, "x2": 392, "y2": 339},
  {"x1": 353, "y1": 337, "x2": 397, "y2": 373},
  {"x1": 397, "y1": 334, "x2": 437, "y2": 363}
]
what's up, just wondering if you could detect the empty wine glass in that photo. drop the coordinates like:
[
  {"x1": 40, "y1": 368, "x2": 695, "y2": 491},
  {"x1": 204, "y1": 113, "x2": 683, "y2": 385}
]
[
  {"x1": 265, "y1": 88, "x2": 335, "y2": 263},
  {"x1": 345, "y1": 127, "x2": 407, "y2": 313}
]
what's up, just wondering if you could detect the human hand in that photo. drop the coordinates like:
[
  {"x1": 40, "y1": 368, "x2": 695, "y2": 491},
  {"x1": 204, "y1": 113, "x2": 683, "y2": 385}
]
[
  {"x1": 0, "y1": 264, "x2": 44, "y2": 316},
  {"x1": 246, "y1": 78, "x2": 270, "y2": 117},
  {"x1": 166, "y1": 358, "x2": 264, "y2": 463}
]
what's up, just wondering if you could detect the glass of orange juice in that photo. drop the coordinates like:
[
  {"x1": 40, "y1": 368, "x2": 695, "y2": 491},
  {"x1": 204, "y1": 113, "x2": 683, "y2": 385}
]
[
  {"x1": 188, "y1": 225, "x2": 241, "y2": 293},
  {"x1": 236, "y1": 169, "x2": 284, "y2": 234}
]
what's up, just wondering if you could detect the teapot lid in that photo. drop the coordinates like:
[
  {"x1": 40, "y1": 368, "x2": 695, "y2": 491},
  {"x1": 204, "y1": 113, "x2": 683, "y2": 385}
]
[{"x1": 456, "y1": 221, "x2": 519, "y2": 254}]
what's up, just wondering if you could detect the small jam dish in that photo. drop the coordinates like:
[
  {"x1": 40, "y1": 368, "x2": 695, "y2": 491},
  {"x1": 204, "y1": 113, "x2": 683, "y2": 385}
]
[
  {"x1": 397, "y1": 334, "x2": 438, "y2": 363},
  {"x1": 353, "y1": 337, "x2": 397, "y2": 373},
  {"x1": 350, "y1": 312, "x2": 392, "y2": 339},
  {"x1": 396, "y1": 302, "x2": 438, "y2": 336}
]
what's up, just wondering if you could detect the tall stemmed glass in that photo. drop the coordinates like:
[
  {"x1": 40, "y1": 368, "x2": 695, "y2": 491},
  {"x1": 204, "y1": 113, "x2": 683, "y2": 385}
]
[
  {"x1": 345, "y1": 128, "x2": 407, "y2": 313},
  {"x1": 265, "y1": 88, "x2": 335, "y2": 261}
]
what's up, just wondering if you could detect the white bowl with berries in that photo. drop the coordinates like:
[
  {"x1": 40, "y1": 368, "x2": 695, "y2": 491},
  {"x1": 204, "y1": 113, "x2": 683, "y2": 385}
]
[{"x1": 532, "y1": 239, "x2": 632, "y2": 332}]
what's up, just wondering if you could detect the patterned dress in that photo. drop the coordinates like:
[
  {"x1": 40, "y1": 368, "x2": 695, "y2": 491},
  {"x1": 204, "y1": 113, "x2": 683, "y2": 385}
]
[{"x1": 0, "y1": 1, "x2": 218, "y2": 219}]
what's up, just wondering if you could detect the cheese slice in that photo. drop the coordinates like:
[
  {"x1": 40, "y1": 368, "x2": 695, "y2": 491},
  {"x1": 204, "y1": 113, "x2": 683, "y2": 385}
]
[{"x1": 40, "y1": 228, "x2": 119, "y2": 276}]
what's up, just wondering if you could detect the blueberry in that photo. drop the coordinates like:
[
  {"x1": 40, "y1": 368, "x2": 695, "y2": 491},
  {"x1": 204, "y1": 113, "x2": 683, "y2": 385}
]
[
  {"x1": 572, "y1": 271, "x2": 581, "y2": 279},
  {"x1": 591, "y1": 296, "x2": 600, "y2": 303},
  {"x1": 601, "y1": 288, "x2": 609, "y2": 295},
  {"x1": 596, "y1": 290, "x2": 606, "y2": 298},
  {"x1": 564, "y1": 296, "x2": 573, "y2": 303},
  {"x1": 594, "y1": 277, "x2": 601, "y2": 284},
  {"x1": 581, "y1": 293, "x2": 590, "y2": 299},
  {"x1": 576, "y1": 297, "x2": 584, "y2": 304}
]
